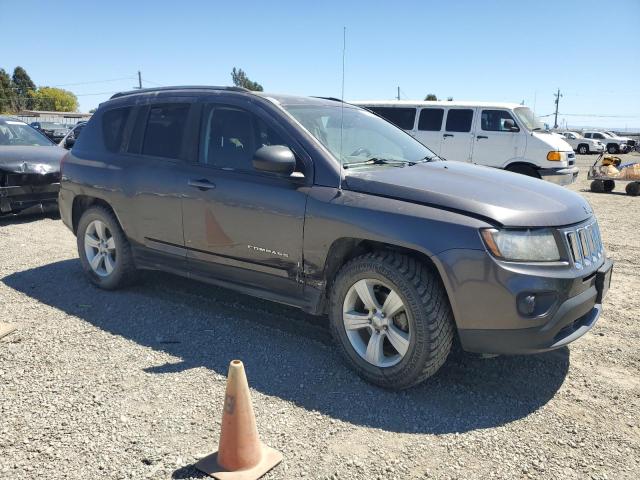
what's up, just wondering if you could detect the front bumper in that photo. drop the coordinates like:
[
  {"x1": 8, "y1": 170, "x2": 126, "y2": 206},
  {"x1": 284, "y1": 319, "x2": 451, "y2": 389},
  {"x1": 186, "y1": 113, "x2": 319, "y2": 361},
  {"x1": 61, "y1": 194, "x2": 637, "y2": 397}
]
[
  {"x1": 539, "y1": 165, "x2": 579, "y2": 186},
  {"x1": 436, "y1": 248, "x2": 613, "y2": 355},
  {"x1": 0, "y1": 183, "x2": 60, "y2": 215}
]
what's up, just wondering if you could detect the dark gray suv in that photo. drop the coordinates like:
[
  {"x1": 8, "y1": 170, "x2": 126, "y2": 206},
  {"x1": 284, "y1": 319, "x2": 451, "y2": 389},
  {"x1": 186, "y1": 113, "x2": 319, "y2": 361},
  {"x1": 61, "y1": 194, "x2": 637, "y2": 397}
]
[{"x1": 58, "y1": 86, "x2": 613, "y2": 390}]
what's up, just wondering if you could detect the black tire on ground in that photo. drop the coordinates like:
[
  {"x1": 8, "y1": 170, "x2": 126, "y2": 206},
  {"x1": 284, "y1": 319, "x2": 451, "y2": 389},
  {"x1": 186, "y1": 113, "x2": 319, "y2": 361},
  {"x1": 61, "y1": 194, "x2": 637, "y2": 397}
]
[
  {"x1": 607, "y1": 144, "x2": 618, "y2": 154},
  {"x1": 578, "y1": 144, "x2": 589, "y2": 155},
  {"x1": 590, "y1": 180, "x2": 605, "y2": 193},
  {"x1": 506, "y1": 164, "x2": 541, "y2": 179},
  {"x1": 626, "y1": 182, "x2": 640, "y2": 196},
  {"x1": 76, "y1": 206, "x2": 138, "y2": 289},
  {"x1": 329, "y1": 251, "x2": 455, "y2": 390},
  {"x1": 603, "y1": 180, "x2": 615, "y2": 192}
]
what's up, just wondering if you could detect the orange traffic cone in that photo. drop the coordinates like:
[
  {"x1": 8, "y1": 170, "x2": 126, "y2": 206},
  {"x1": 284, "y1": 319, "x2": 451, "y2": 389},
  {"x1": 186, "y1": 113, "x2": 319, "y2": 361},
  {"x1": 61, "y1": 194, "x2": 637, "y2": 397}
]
[{"x1": 195, "y1": 360, "x2": 283, "y2": 480}]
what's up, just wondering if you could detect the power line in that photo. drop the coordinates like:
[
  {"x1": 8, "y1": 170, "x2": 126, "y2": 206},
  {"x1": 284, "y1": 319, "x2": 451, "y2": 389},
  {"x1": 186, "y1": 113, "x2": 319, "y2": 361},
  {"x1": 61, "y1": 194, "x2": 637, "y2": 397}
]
[{"x1": 49, "y1": 76, "x2": 136, "y2": 87}]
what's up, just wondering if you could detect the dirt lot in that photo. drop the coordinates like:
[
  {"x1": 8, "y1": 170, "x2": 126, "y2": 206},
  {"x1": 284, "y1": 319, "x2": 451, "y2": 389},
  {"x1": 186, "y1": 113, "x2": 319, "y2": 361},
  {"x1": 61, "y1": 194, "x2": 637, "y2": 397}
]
[{"x1": 1, "y1": 153, "x2": 639, "y2": 480}]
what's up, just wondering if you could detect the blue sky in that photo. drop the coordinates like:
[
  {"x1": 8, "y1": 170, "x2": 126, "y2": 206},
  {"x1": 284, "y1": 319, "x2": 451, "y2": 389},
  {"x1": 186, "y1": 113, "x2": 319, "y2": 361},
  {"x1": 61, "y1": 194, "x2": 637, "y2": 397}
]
[{"x1": 3, "y1": 0, "x2": 639, "y2": 129}]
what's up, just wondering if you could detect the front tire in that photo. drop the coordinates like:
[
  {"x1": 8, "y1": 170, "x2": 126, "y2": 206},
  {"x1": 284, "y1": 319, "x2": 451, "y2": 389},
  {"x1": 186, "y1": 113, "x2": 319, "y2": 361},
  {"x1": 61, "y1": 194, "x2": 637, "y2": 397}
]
[
  {"x1": 607, "y1": 144, "x2": 618, "y2": 154},
  {"x1": 77, "y1": 206, "x2": 137, "y2": 289},
  {"x1": 329, "y1": 252, "x2": 454, "y2": 390},
  {"x1": 578, "y1": 144, "x2": 589, "y2": 155}
]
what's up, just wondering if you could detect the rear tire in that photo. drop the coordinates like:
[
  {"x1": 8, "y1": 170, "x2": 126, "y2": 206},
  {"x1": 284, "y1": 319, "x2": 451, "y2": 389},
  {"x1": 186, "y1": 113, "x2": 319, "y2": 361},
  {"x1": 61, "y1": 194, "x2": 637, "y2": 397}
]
[
  {"x1": 77, "y1": 206, "x2": 138, "y2": 289},
  {"x1": 506, "y1": 164, "x2": 540, "y2": 179},
  {"x1": 578, "y1": 144, "x2": 589, "y2": 155},
  {"x1": 603, "y1": 180, "x2": 615, "y2": 192},
  {"x1": 590, "y1": 180, "x2": 605, "y2": 193},
  {"x1": 626, "y1": 182, "x2": 640, "y2": 197},
  {"x1": 329, "y1": 251, "x2": 455, "y2": 390}
]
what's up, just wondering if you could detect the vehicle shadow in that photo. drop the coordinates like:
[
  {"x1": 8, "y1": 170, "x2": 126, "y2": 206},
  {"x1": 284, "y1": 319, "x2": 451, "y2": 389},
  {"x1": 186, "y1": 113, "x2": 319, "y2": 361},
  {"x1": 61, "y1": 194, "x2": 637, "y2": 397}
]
[
  {"x1": 0, "y1": 211, "x2": 60, "y2": 226},
  {"x1": 2, "y1": 259, "x2": 570, "y2": 435}
]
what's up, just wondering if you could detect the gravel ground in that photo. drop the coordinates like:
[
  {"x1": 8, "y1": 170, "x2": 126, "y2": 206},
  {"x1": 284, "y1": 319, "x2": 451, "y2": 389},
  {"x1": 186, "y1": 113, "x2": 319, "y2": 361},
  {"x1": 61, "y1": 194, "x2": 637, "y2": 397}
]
[{"x1": 1, "y1": 153, "x2": 639, "y2": 480}]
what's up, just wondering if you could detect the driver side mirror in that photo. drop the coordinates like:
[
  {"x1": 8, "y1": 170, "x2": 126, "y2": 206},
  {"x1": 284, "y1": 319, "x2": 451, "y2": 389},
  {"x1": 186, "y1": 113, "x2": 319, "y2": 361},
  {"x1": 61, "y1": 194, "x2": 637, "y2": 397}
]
[
  {"x1": 253, "y1": 145, "x2": 296, "y2": 176},
  {"x1": 64, "y1": 136, "x2": 76, "y2": 149},
  {"x1": 503, "y1": 119, "x2": 519, "y2": 132}
]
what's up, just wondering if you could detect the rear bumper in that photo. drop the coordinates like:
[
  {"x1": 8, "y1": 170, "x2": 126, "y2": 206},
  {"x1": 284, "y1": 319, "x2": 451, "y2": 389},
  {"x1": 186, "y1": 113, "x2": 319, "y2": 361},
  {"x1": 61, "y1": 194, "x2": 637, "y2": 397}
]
[
  {"x1": 0, "y1": 183, "x2": 60, "y2": 215},
  {"x1": 539, "y1": 165, "x2": 579, "y2": 186}
]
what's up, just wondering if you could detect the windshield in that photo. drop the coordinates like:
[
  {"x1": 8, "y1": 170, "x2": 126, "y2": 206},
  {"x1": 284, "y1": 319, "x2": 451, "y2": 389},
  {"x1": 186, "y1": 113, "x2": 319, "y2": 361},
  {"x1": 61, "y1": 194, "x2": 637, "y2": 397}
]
[
  {"x1": 282, "y1": 104, "x2": 436, "y2": 166},
  {"x1": 513, "y1": 107, "x2": 545, "y2": 131},
  {"x1": 569, "y1": 131, "x2": 583, "y2": 138},
  {"x1": 0, "y1": 121, "x2": 55, "y2": 146},
  {"x1": 604, "y1": 131, "x2": 619, "y2": 138}
]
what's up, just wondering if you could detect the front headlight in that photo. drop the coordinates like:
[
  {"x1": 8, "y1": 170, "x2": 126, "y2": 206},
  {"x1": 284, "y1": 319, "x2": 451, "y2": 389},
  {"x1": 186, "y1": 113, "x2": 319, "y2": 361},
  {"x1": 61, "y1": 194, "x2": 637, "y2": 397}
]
[{"x1": 480, "y1": 228, "x2": 560, "y2": 261}]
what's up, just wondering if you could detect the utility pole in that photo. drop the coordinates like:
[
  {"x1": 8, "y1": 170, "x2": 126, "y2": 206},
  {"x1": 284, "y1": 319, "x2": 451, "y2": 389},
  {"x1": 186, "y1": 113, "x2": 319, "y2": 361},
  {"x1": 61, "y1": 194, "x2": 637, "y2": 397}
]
[
  {"x1": 396, "y1": 86, "x2": 400, "y2": 101},
  {"x1": 137, "y1": 71, "x2": 142, "y2": 89},
  {"x1": 553, "y1": 88, "x2": 562, "y2": 129}
]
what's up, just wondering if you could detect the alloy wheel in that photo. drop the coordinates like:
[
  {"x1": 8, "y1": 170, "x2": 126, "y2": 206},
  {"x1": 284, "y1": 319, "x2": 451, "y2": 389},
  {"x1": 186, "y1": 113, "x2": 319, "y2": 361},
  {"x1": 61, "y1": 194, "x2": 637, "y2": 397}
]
[
  {"x1": 84, "y1": 220, "x2": 117, "y2": 277},
  {"x1": 342, "y1": 279, "x2": 411, "y2": 367}
]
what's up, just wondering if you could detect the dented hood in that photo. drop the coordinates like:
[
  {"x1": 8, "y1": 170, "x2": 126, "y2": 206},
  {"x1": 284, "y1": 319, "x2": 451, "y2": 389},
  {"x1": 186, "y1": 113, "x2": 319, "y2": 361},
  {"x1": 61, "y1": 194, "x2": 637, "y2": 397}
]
[
  {"x1": 0, "y1": 146, "x2": 66, "y2": 174},
  {"x1": 344, "y1": 161, "x2": 592, "y2": 227}
]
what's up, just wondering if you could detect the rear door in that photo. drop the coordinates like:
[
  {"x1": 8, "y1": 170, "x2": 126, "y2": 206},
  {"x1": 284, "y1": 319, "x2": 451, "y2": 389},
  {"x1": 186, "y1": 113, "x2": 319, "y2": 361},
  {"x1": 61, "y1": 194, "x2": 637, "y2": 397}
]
[
  {"x1": 471, "y1": 109, "x2": 524, "y2": 168},
  {"x1": 439, "y1": 108, "x2": 475, "y2": 162},
  {"x1": 180, "y1": 96, "x2": 309, "y2": 299},
  {"x1": 415, "y1": 107, "x2": 445, "y2": 154}
]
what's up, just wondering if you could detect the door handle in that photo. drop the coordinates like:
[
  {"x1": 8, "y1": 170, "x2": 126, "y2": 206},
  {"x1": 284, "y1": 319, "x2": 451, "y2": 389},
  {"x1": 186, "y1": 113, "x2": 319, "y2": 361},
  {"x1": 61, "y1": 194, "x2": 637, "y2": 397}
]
[
  {"x1": 188, "y1": 179, "x2": 216, "y2": 191},
  {"x1": 443, "y1": 133, "x2": 454, "y2": 138},
  {"x1": 476, "y1": 135, "x2": 488, "y2": 139}
]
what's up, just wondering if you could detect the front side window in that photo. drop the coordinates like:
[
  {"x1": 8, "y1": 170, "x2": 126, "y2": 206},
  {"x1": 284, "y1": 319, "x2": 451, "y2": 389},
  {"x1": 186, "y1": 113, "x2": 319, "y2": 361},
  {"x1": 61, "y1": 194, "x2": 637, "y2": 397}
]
[
  {"x1": 142, "y1": 104, "x2": 190, "y2": 159},
  {"x1": 584, "y1": 133, "x2": 592, "y2": 138},
  {"x1": 367, "y1": 107, "x2": 416, "y2": 130},
  {"x1": 200, "y1": 105, "x2": 288, "y2": 171},
  {"x1": 445, "y1": 109, "x2": 474, "y2": 132},
  {"x1": 481, "y1": 110, "x2": 519, "y2": 132},
  {"x1": 102, "y1": 107, "x2": 132, "y2": 152},
  {"x1": 282, "y1": 104, "x2": 435, "y2": 166},
  {"x1": 418, "y1": 108, "x2": 444, "y2": 131},
  {"x1": 0, "y1": 120, "x2": 54, "y2": 146}
]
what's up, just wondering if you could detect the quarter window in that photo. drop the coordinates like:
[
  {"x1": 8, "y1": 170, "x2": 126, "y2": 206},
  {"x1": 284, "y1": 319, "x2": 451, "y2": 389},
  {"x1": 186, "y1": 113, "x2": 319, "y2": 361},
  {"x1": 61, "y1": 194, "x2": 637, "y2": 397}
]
[
  {"x1": 200, "y1": 105, "x2": 289, "y2": 171},
  {"x1": 102, "y1": 107, "x2": 132, "y2": 152},
  {"x1": 481, "y1": 110, "x2": 519, "y2": 132},
  {"x1": 418, "y1": 108, "x2": 444, "y2": 131},
  {"x1": 141, "y1": 104, "x2": 190, "y2": 159},
  {"x1": 367, "y1": 107, "x2": 416, "y2": 130},
  {"x1": 445, "y1": 109, "x2": 474, "y2": 132}
]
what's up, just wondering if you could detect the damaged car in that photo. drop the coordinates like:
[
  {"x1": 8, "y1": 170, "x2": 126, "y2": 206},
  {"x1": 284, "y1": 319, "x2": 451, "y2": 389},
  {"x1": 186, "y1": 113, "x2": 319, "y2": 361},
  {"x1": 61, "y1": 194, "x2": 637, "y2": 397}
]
[{"x1": 0, "y1": 116, "x2": 66, "y2": 216}]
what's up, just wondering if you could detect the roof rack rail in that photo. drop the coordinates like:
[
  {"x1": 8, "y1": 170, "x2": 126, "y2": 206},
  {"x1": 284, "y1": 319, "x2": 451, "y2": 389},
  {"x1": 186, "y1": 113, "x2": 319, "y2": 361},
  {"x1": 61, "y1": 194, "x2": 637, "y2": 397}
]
[{"x1": 110, "y1": 85, "x2": 250, "y2": 100}]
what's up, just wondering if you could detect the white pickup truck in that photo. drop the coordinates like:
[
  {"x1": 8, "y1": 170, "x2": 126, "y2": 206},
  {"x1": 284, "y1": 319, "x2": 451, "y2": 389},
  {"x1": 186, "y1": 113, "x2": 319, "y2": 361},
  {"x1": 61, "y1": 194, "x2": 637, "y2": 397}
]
[
  {"x1": 583, "y1": 131, "x2": 630, "y2": 154},
  {"x1": 556, "y1": 131, "x2": 605, "y2": 155}
]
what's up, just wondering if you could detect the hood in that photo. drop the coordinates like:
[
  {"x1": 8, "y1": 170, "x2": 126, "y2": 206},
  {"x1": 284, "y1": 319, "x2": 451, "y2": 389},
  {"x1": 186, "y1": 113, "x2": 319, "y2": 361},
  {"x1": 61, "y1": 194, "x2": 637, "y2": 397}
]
[
  {"x1": 531, "y1": 131, "x2": 573, "y2": 152},
  {"x1": 0, "y1": 145, "x2": 66, "y2": 174},
  {"x1": 344, "y1": 161, "x2": 592, "y2": 227}
]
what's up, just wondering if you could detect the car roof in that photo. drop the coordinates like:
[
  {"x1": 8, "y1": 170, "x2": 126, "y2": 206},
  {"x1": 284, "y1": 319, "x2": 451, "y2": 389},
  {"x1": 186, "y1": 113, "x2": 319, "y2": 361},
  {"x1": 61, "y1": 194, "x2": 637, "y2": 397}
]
[{"x1": 0, "y1": 115, "x2": 24, "y2": 122}]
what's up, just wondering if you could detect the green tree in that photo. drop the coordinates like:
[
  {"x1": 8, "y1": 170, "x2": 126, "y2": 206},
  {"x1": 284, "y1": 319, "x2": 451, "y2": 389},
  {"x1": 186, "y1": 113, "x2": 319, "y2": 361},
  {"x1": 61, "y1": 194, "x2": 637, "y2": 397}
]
[
  {"x1": 0, "y1": 68, "x2": 17, "y2": 113},
  {"x1": 424, "y1": 93, "x2": 437, "y2": 101},
  {"x1": 30, "y1": 87, "x2": 79, "y2": 112},
  {"x1": 231, "y1": 67, "x2": 263, "y2": 91},
  {"x1": 12, "y1": 66, "x2": 36, "y2": 110}
]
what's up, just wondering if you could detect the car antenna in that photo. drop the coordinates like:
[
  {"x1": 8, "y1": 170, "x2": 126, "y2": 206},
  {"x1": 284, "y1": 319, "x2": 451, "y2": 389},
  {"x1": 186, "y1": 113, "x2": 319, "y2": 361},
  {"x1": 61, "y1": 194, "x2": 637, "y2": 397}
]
[{"x1": 338, "y1": 26, "x2": 346, "y2": 194}]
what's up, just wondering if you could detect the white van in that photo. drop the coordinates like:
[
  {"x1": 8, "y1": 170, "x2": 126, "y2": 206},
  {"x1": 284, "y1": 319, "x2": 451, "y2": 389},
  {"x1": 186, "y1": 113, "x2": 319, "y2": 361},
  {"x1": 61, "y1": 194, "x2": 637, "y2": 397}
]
[{"x1": 352, "y1": 101, "x2": 578, "y2": 186}]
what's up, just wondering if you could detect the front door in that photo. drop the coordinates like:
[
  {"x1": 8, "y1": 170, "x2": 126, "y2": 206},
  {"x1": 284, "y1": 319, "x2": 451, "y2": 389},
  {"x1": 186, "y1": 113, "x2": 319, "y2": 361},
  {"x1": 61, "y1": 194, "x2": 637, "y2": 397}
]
[
  {"x1": 439, "y1": 108, "x2": 475, "y2": 163},
  {"x1": 180, "y1": 98, "x2": 309, "y2": 299},
  {"x1": 471, "y1": 109, "x2": 524, "y2": 168}
]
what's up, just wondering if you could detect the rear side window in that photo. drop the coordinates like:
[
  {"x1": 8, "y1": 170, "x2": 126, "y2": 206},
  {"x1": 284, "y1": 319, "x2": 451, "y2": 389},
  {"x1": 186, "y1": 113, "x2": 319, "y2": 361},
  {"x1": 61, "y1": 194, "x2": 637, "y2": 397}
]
[
  {"x1": 142, "y1": 104, "x2": 190, "y2": 159},
  {"x1": 367, "y1": 107, "x2": 416, "y2": 130},
  {"x1": 481, "y1": 110, "x2": 518, "y2": 132},
  {"x1": 445, "y1": 109, "x2": 474, "y2": 132},
  {"x1": 102, "y1": 107, "x2": 132, "y2": 152},
  {"x1": 418, "y1": 108, "x2": 444, "y2": 131}
]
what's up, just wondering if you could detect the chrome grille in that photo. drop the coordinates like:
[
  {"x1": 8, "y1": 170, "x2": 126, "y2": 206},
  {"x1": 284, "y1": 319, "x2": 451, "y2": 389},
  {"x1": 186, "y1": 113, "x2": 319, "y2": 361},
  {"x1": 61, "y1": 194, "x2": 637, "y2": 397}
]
[{"x1": 564, "y1": 221, "x2": 603, "y2": 269}]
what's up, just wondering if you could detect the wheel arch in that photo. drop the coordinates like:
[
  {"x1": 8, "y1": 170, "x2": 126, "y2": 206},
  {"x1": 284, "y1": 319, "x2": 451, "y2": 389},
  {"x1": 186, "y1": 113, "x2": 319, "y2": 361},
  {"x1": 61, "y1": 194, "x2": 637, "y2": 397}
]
[
  {"x1": 72, "y1": 195, "x2": 121, "y2": 235},
  {"x1": 320, "y1": 237, "x2": 450, "y2": 312}
]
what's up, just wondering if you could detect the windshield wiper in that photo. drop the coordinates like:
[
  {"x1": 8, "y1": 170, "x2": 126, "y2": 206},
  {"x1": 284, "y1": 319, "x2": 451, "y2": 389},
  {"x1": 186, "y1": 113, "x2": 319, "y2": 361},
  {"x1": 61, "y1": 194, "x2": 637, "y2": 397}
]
[{"x1": 343, "y1": 158, "x2": 415, "y2": 169}]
